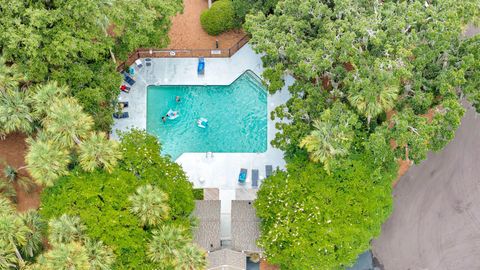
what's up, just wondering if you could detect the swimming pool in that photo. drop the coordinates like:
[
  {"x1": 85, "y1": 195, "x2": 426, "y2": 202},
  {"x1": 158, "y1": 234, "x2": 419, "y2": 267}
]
[{"x1": 146, "y1": 71, "x2": 267, "y2": 159}]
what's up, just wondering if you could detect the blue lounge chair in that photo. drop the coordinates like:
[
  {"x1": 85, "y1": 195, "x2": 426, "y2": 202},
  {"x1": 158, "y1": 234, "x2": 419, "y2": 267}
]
[
  {"x1": 197, "y1": 58, "x2": 205, "y2": 75},
  {"x1": 122, "y1": 71, "x2": 136, "y2": 86},
  {"x1": 113, "y1": 112, "x2": 129, "y2": 119},
  {"x1": 238, "y1": 168, "x2": 247, "y2": 183},
  {"x1": 252, "y1": 169, "x2": 259, "y2": 188},
  {"x1": 266, "y1": 165, "x2": 273, "y2": 178}
]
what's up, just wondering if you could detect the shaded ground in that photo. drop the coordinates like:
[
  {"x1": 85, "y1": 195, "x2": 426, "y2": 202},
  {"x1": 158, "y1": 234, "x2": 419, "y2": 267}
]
[
  {"x1": 372, "y1": 103, "x2": 480, "y2": 269},
  {"x1": 0, "y1": 133, "x2": 41, "y2": 211},
  {"x1": 259, "y1": 259, "x2": 279, "y2": 270},
  {"x1": 464, "y1": 24, "x2": 480, "y2": 38},
  {"x1": 168, "y1": 0, "x2": 246, "y2": 49}
]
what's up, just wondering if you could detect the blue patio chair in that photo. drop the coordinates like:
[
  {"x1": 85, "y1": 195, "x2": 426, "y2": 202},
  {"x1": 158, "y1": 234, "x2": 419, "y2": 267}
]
[
  {"x1": 238, "y1": 168, "x2": 247, "y2": 183},
  {"x1": 265, "y1": 165, "x2": 273, "y2": 178},
  {"x1": 252, "y1": 169, "x2": 259, "y2": 188},
  {"x1": 122, "y1": 71, "x2": 136, "y2": 86},
  {"x1": 113, "y1": 112, "x2": 129, "y2": 119},
  {"x1": 197, "y1": 58, "x2": 205, "y2": 75}
]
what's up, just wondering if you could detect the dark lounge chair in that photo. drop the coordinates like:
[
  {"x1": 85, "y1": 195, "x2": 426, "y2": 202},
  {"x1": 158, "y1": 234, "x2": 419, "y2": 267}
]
[
  {"x1": 118, "y1": 101, "x2": 129, "y2": 108},
  {"x1": 122, "y1": 71, "x2": 136, "y2": 86},
  {"x1": 113, "y1": 112, "x2": 129, "y2": 119},
  {"x1": 238, "y1": 168, "x2": 247, "y2": 183},
  {"x1": 197, "y1": 58, "x2": 205, "y2": 75},
  {"x1": 252, "y1": 169, "x2": 259, "y2": 188},
  {"x1": 266, "y1": 165, "x2": 273, "y2": 178}
]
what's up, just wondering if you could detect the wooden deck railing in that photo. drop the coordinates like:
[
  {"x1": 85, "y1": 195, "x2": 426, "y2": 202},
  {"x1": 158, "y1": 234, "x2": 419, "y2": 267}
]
[{"x1": 117, "y1": 35, "x2": 250, "y2": 71}]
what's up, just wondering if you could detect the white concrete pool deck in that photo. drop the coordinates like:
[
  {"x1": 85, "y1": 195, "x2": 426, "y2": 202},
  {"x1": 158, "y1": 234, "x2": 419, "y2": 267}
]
[{"x1": 111, "y1": 45, "x2": 291, "y2": 238}]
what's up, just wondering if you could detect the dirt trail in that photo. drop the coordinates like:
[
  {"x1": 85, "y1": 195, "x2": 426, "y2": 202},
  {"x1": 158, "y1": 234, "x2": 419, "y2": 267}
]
[
  {"x1": 372, "y1": 103, "x2": 480, "y2": 269},
  {"x1": 168, "y1": 0, "x2": 245, "y2": 49},
  {"x1": 0, "y1": 133, "x2": 41, "y2": 211}
]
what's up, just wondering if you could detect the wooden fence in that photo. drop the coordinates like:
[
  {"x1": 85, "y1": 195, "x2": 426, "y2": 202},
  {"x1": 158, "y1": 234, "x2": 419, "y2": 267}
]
[{"x1": 117, "y1": 35, "x2": 250, "y2": 71}]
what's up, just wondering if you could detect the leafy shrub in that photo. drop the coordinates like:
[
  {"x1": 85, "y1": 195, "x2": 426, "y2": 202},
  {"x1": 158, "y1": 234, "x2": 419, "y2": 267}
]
[
  {"x1": 255, "y1": 155, "x2": 396, "y2": 269},
  {"x1": 200, "y1": 0, "x2": 236, "y2": 36},
  {"x1": 410, "y1": 91, "x2": 434, "y2": 115},
  {"x1": 232, "y1": 0, "x2": 278, "y2": 24},
  {"x1": 193, "y1": 188, "x2": 204, "y2": 200}
]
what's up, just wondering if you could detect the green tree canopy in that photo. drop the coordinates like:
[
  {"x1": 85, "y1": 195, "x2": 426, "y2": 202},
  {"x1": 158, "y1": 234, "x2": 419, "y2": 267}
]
[
  {"x1": 299, "y1": 102, "x2": 359, "y2": 172},
  {"x1": 129, "y1": 184, "x2": 170, "y2": 227},
  {"x1": 40, "y1": 130, "x2": 197, "y2": 269},
  {"x1": 16, "y1": 84, "x2": 122, "y2": 186},
  {"x1": 232, "y1": 0, "x2": 278, "y2": 24},
  {"x1": 42, "y1": 97, "x2": 94, "y2": 148},
  {"x1": 255, "y1": 156, "x2": 396, "y2": 269},
  {"x1": 246, "y1": 3, "x2": 479, "y2": 268},
  {"x1": 147, "y1": 224, "x2": 206, "y2": 270},
  {"x1": 78, "y1": 132, "x2": 121, "y2": 173},
  {"x1": 35, "y1": 242, "x2": 90, "y2": 270},
  {"x1": 25, "y1": 134, "x2": 71, "y2": 187},
  {"x1": 0, "y1": 90, "x2": 33, "y2": 136},
  {"x1": 0, "y1": 197, "x2": 45, "y2": 269},
  {"x1": 246, "y1": 0, "x2": 479, "y2": 164},
  {"x1": 0, "y1": 0, "x2": 183, "y2": 130}
]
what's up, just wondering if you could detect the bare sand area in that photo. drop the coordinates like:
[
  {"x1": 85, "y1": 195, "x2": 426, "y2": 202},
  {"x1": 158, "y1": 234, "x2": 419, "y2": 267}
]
[
  {"x1": 168, "y1": 0, "x2": 245, "y2": 50},
  {"x1": 0, "y1": 133, "x2": 41, "y2": 211}
]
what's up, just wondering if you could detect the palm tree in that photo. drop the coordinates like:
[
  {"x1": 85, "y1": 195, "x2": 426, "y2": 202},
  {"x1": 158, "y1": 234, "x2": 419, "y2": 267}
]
[
  {"x1": 0, "y1": 196, "x2": 14, "y2": 215},
  {"x1": 0, "y1": 197, "x2": 18, "y2": 269},
  {"x1": 0, "y1": 180, "x2": 16, "y2": 201},
  {"x1": 0, "y1": 197, "x2": 31, "y2": 267},
  {"x1": 78, "y1": 132, "x2": 121, "y2": 173},
  {"x1": 299, "y1": 103, "x2": 358, "y2": 173},
  {"x1": 129, "y1": 185, "x2": 170, "y2": 227},
  {"x1": 42, "y1": 97, "x2": 94, "y2": 148},
  {"x1": 25, "y1": 134, "x2": 70, "y2": 187},
  {"x1": 48, "y1": 214, "x2": 86, "y2": 245},
  {"x1": 348, "y1": 83, "x2": 398, "y2": 125},
  {"x1": 84, "y1": 238, "x2": 115, "y2": 270},
  {"x1": 299, "y1": 119, "x2": 350, "y2": 173},
  {"x1": 29, "y1": 82, "x2": 69, "y2": 119},
  {"x1": 175, "y1": 244, "x2": 207, "y2": 270},
  {"x1": 0, "y1": 57, "x2": 24, "y2": 93},
  {"x1": 0, "y1": 239, "x2": 17, "y2": 269},
  {"x1": 19, "y1": 210, "x2": 45, "y2": 258},
  {"x1": 147, "y1": 224, "x2": 189, "y2": 266},
  {"x1": 0, "y1": 90, "x2": 34, "y2": 136},
  {"x1": 35, "y1": 242, "x2": 90, "y2": 270}
]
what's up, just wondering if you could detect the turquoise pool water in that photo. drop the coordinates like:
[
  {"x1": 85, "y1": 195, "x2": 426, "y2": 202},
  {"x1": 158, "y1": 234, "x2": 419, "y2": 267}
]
[{"x1": 146, "y1": 71, "x2": 267, "y2": 159}]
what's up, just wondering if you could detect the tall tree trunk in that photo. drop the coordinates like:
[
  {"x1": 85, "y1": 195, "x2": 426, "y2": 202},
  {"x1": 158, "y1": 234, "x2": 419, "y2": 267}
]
[
  {"x1": 11, "y1": 242, "x2": 24, "y2": 267},
  {"x1": 74, "y1": 136, "x2": 82, "y2": 145},
  {"x1": 110, "y1": 48, "x2": 117, "y2": 64}
]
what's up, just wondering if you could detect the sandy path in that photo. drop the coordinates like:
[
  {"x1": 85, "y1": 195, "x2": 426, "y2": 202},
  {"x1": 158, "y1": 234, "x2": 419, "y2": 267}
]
[
  {"x1": 0, "y1": 133, "x2": 41, "y2": 211},
  {"x1": 372, "y1": 103, "x2": 480, "y2": 269},
  {"x1": 168, "y1": 0, "x2": 245, "y2": 49}
]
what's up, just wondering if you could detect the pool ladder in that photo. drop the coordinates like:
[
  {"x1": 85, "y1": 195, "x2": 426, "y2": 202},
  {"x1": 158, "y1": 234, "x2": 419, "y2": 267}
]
[{"x1": 205, "y1": 152, "x2": 214, "y2": 158}]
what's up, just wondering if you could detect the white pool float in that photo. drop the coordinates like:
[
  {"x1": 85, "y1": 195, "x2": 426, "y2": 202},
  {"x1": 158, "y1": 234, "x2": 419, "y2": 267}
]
[
  {"x1": 167, "y1": 109, "x2": 179, "y2": 120},
  {"x1": 197, "y1": 118, "x2": 208, "y2": 128}
]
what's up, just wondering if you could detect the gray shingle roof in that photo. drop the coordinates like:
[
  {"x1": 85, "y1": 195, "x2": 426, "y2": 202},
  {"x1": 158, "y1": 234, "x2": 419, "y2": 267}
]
[
  {"x1": 207, "y1": 249, "x2": 246, "y2": 270},
  {"x1": 231, "y1": 200, "x2": 262, "y2": 253},
  {"x1": 193, "y1": 200, "x2": 221, "y2": 251}
]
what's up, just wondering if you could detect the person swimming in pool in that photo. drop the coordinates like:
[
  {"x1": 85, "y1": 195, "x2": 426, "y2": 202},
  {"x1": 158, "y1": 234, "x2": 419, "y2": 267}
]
[
  {"x1": 162, "y1": 116, "x2": 166, "y2": 123},
  {"x1": 176, "y1": 96, "x2": 181, "y2": 102},
  {"x1": 167, "y1": 110, "x2": 178, "y2": 119}
]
